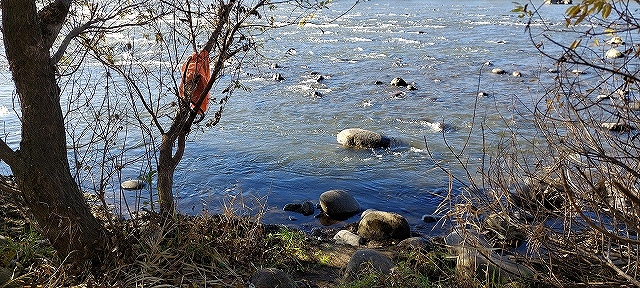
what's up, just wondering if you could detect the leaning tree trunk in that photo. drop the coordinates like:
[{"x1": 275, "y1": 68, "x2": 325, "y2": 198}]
[{"x1": 1, "y1": 0, "x2": 107, "y2": 262}]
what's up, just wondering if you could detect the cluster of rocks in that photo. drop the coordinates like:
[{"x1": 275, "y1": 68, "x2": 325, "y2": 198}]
[
  {"x1": 248, "y1": 248, "x2": 401, "y2": 287},
  {"x1": 264, "y1": 191, "x2": 435, "y2": 287}
]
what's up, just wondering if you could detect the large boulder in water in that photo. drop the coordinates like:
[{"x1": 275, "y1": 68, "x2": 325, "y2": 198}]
[
  {"x1": 319, "y1": 190, "x2": 360, "y2": 219},
  {"x1": 358, "y1": 210, "x2": 410, "y2": 240},
  {"x1": 337, "y1": 128, "x2": 390, "y2": 149}
]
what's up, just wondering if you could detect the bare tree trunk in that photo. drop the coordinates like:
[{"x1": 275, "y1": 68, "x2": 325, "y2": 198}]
[{"x1": 1, "y1": 0, "x2": 107, "y2": 261}]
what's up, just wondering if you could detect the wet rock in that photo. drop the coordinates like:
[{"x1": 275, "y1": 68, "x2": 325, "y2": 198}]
[
  {"x1": 571, "y1": 69, "x2": 585, "y2": 75},
  {"x1": 121, "y1": 179, "x2": 145, "y2": 190},
  {"x1": 319, "y1": 190, "x2": 360, "y2": 219},
  {"x1": 334, "y1": 230, "x2": 362, "y2": 247},
  {"x1": 602, "y1": 122, "x2": 634, "y2": 132},
  {"x1": 336, "y1": 128, "x2": 390, "y2": 149},
  {"x1": 315, "y1": 75, "x2": 325, "y2": 82},
  {"x1": 311, "y1": 91, "x2": 323, "y2": 98},
  {"x1": 344, "y1": 249, "x2": 394, "y2": 281},
  {"x1": 547, "y1": 68, "x2": 558, "y2": 73},
  {"x1": 512, "y1": 71, "x2": 522, "y2": 77},
  {"x1": 283, "y1": 201, "x2": 315, "y2": 216},
  {"x1": 606, "y1": 36, "x2": 625, "y2": 45},
  {"x1": 606, "y1": 48, "x2": 624, "y2": 59},
  {"x1": 249, "y1": 268, "x2": 297, "y2": 288},
  {"x1": 406, "y1": 84, "x2": 418, "y2": 91},
  {"x1": 484, "y1": 61, "x2": 493, "y2": 66},
  {"x1": 358, "y1": 210, "x2": 410, "y2": 241},
  {"x1": 478, "y1": 91, "x2": 489, "y2": 97},
  {"x1": 374, "y1": 80, "x2": 385, "y2": 85},
  {"x1": 272, "y1": 73, "x2": 285, "y2": 81},
  {"x1": 421, "y1": 214, "x2": 439, "y2": 223},
  {"x1": 390, "y1": 77, "x2": 407, "y2": 87},
  {"x1": 270, "y1": 63, "x2": 280, "y2": 69},
  {"x1": 491, "y1": 68, "x2": 506, "y2": 74}
]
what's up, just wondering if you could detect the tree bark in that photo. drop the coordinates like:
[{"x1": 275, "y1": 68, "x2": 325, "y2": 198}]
[{"x1": 2, "y1": 0, "x2": 107, "y2": 261}]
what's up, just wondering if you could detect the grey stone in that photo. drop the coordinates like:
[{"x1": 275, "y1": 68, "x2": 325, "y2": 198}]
[
  {"x1": 390, "y1": 77, "x2": 407, "y2": 87},
  {"x1": 336, "y1": 128, "x2": 390, "y2": 149},
  {"x1": 249, "y1": 268, "x2": 297, "y2": 288},
  {"x1": 511, "y1": 71, "x2": 521, "y2": 77},
  {"x1": 358, "y1": 210, "x2": 410, "y2": 240},
  {"x1": 121, "y1": 179, "x2": 145, "y2": 190},
  {"x1": 319, "y1": 190, "x2": 360, "y2": 218},
  {"x1": 344, "y1": 249, "x2": 394, "y2": 281},
  {"x1": 334, "y1": 230, "x2": 362, "y2": 247},
  {"x1": 491, "y1": 68, "x2": 505, "y2": 74}
]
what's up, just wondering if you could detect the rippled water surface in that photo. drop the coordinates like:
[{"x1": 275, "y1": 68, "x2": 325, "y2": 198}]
[{"x1": 0, "y1": 0, "x2": 573, "y2": 233}]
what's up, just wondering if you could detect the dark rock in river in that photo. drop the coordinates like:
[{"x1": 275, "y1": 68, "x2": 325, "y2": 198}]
[
  {"x1": 421, "y1": 214, "x2": 439, "y2": 223},
  {"x1": 272, "y1": 73, "x2": 285, "y2": 81},
  {"x1": 336, "y1": 128, "x2": 390, "y2": 149},
  {"x1": 283, "y1": 201, "x2": 315, "y2": 216},
  {"x1": 390, "y1": 77, "x2": 407, "y2": 87},
  {"x1": 319, "y1": 190, "x2": 360, "y2": 219}
]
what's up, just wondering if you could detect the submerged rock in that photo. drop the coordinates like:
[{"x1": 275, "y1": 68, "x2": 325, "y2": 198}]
[
  {"x1": 336, "y1": 128, "x2": 390, "y2": 149},
  {"x1": 283, "y1": 201, "x2": 315, "y2": 216}
]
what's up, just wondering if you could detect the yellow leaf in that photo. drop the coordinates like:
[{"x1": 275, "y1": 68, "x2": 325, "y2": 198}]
[
  {"x1": 569, "y1": 39, "x2": 582, "y2": 50},
  {"x1": 602, "y1": 3, "x2": 611, "y2": 19},
  {"x1": 593, "y1": 38, "x2": 600, "y2": 46}
]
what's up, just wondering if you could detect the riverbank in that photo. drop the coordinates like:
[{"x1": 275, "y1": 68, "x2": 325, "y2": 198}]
[{"x1": 0, "y1": 189, "x2": 505, "y2": 287}]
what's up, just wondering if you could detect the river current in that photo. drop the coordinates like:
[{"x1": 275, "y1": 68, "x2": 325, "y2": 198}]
[{"x1": 0, "y1": 0, "x2": 573, "y2": 233}]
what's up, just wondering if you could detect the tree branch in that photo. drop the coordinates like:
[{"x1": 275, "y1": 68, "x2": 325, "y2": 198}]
[
  {"x1": 0, "y1": 139, "x2": 18, "y2": 169},
  {"x1": 38, "y1": 0, "x2": 72, "y2": 50}
]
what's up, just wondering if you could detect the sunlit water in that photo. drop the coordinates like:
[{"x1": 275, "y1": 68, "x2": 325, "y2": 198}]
[{"x1": 0, "y1": 0, "x2": 574, "y2": 234}]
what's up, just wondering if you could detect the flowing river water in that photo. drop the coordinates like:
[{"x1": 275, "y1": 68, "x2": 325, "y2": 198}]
[{"x1": 0, "y1": 0, "x2": 574, "y2": 234}]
